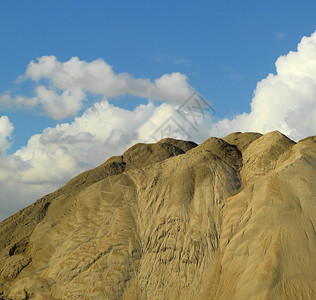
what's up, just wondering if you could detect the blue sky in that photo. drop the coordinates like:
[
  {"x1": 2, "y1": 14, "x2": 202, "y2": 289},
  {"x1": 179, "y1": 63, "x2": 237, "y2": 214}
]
[
  {"x1": 1, "y1": 0, "x2": 316, "y2": 220},
  {"x1": 1, "y1": 0, "x2": 316, "y2": 151}
]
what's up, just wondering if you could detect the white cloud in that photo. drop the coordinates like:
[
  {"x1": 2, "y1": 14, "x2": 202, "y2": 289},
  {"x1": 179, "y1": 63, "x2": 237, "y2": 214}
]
[
  {"x1": 0, "y1": 116, "x2": 14, "y2": 155},
  {"x1": 0, "y1": 93, "x2": 38, "y2": 110},
  {"x1": 35, "y1": 85, "x2": 84, "y2": 119},
  {"x1": 13, "y1": 101, "x2": 154, "y2": 182},
  {"x1": 213, "y1": 30, "x2": 316, "y2": 141},
  {"x1": 0, "y1": 56, "x2": 193, "y2": 119}
]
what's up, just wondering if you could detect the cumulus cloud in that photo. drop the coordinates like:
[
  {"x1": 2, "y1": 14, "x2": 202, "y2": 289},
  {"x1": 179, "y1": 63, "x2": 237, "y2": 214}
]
[
  {"x1": 0, "y1": 56, "x2": 194, "y2": 119},
  {"x1": 214, "y1": 30, "x2": 316, "y2": 140},
  {"x1": 0, "y1": 116, "x2": 14, "y2": 155}
]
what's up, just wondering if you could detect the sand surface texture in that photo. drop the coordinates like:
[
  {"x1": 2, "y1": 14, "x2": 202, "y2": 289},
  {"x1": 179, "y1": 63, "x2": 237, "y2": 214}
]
[{"x1": 0, "y1": 131, "x2": 316, "y2": 299}]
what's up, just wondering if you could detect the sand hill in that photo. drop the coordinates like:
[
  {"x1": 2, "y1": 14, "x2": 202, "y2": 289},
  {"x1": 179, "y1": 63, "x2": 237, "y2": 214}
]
[{"x1": 0, "y1": 131, "x2": 316, "y2": 299}]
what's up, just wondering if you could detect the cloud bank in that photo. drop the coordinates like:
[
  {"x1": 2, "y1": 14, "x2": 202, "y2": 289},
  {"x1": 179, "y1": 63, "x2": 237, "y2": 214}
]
[{"x1": 1, "y1": 30, "x2": 316, "y2": 220}]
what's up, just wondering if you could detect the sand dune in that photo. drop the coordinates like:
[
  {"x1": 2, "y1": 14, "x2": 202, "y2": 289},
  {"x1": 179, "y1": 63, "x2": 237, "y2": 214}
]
[{"x1": 0, "y1": 131, "x2": 316, "y2": 299}]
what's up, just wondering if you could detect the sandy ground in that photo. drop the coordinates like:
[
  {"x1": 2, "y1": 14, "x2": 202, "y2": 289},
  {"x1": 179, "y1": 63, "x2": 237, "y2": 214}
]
[{"x1": 0, "y1": 131, "x2": 315, "y2": 299}]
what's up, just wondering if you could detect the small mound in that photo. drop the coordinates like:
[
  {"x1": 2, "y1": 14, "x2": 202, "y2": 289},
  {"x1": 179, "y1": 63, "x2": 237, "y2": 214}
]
[
  {"x1": 241, "y1": 131, "x2": 296, "y2": 184},
  {"x1": 123, "y1": 142, "x2": 185, "y2": 169},
  {"x1": 223, "y1": 132, "x2": 263, "y2": 152},
  {"x1": 188, "y1": 137, "x2": 242, "y2": 171},
  {"x1": 158, "y1": 138, "x2": 198, "y2": 152},
  {"x1": 297, "y1": 135, "x2": 316, "y2": 144}
]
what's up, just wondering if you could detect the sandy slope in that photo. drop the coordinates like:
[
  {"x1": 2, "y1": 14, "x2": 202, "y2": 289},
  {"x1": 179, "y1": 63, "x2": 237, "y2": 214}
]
[{"x1": 0, "y1": 131, "x2": 316, "y2": 299}]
